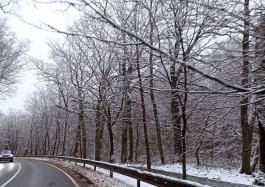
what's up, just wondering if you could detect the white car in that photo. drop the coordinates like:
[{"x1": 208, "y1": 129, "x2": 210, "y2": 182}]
[{"x1": 0, "y1": 150, "x2": 13, "y2": 162}]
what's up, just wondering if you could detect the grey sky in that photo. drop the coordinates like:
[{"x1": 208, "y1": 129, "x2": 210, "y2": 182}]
[{"x1": 0, "y1": 1, "x2": 78, "y2": 114}]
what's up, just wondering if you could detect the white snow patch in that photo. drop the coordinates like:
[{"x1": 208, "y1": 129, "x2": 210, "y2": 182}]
[
  {"x1": 148, "y1": 163, "x2": 256, "y2": 186},
  {"x1": 53, "y1": 160, "x2": 133, "y2": 187}
]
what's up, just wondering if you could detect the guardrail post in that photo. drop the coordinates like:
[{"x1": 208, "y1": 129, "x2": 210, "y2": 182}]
[
  {"x1": 110, "y1": 168, "x2": 113, "y2": 178},
  {"x1": 83, "y1": 163, "x2": 85, "y2": 167},
  {"x1": 137, "y1": 180, "x2": 140, "y2": 187},
  {"x1": 94, "y1": 165, "x2": 96, "y2": 171}
]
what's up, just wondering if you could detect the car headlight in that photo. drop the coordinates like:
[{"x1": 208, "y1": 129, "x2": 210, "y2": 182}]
[{"x1": 9, "y1": 155, "x2": 13, "y2": 157}]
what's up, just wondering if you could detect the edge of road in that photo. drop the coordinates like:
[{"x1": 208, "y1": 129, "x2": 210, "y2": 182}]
[
  {"x1": 39, "y1": 159, "x2": 95, "y2": 187},
  {"x1": 45, "y1": 162, "x2": 80, "y2": 187},
  {"x1": 1, "y1": 162, "x2": 21, "y2": 187},
  {"x1": 16, "y1": 158, "x2": 95, "y2": 187}
]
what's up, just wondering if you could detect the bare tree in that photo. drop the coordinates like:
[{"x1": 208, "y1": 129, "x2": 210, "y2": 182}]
[
  {"x1": 0, "y1": 0, "x2": 17, "y2": 13},
  {"x1": 239, "y1": 0, "x2": 253, "y2": 175},
  {"x1": 0, "y1": 19, "x2": 27, "y2": 99}
]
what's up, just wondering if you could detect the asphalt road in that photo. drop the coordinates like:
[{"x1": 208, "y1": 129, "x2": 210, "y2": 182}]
[{"x1": 0, "y1": 158, "x2": 78, "y2": 187}]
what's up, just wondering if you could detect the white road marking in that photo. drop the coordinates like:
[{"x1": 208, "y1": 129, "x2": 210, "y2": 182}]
[
  {"x1": 0, "y1": 163, "x2": 4, "y2": 172},
  {"x1": 45, "y1": 162, "x2": 80, "y2": 187},
  {"x1": 1, "y1": 162, "x2": 21, "y2": 187}
]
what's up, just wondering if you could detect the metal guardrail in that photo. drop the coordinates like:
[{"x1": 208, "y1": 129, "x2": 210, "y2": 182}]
[{"x1": 21, "y1": 155, "x2": 209, "y2": 187}]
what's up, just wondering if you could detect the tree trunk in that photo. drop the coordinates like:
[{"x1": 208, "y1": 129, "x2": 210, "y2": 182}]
[
  {"x1": 258, "y1": 118, "x2": 265, "y2": 173},
  {"x1": 135, "y1": 123, "x2": 139, "y2": 162},
  {"x1": 127, "y1": 63, "x2": 134, "y2": 164},
  {"x1": 254, "y1": 14, "x2": 265, "y2": 182},
  {"x1": 128, "y1": 102, "x2": 134, "y2": 163},
  {"x1": 136, "y1": 45, "x2": 151, "y2": 171},
  {"x1": 195, "y1": 141, "x2": 203, "y2": 166},
  {"x1": 251, "y1": 143, "x2": 259, "y2": 172},
  {"x1": 107, "y1": 106, "x2": 114, "y2": 162},
  {"x1": 73, "y1": 123, "x2": 81, "y2": 157},
  {"x1": 95, "y1": 98, "x2": 103, "y2": 161},
  {"x1": 181, "y1": 65, "x2": 188, "y2": 180},
  {"x1": 34, "y1": 137, "x2": 39, "y2": 155},
  {"x1": 78, "y1": 87, "x2": 87, "y2": 158},
  {"x1": 43, "y1": 113, "x2": 50, "y2": 155},
  {"x1": 148, "y1": 0, "x2": 165, "y2": 165},
  {"x1": 171, "y1": 64, "x2": 182, "y2": 160},
  {"x1": 121, "y1": 95, "x2": 128, "y2": 163},
  {"x1": 125, "y1": 88, "x2": 133, "y2": 163},
  {"x1": 240, "y1": 0, "x2": 253, "y2": 175},
  {"x1": 52, "y1": 109, "x2": 61, "y2": 155},
  {"x1": 30, "y1": 125, "x2": 33, "y2": 155},
  {"x1": 120, "y1": 46, "x2": 133, "y2": 163},
  {"x1": 61, "y1": 113, "x2": 69, "y2": 156}
]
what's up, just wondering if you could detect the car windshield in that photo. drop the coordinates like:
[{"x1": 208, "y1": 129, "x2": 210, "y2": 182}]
[{"x1": 1, "y1": 150, "x2": 11, "y2": 154}]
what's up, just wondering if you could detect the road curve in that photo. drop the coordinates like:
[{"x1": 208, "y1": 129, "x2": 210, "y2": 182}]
[{"x1": 0, "y1": 158, "x2": 78, "y2": 187}]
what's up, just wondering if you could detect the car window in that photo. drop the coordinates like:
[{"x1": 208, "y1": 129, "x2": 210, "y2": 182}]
[{"x1": 1, "y1": 150, "x2": 11, "y2": 154}]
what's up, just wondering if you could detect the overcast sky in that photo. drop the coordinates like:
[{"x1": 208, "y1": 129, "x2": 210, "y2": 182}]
[{"x1": 0, "y1": 1, "x2": 79, "y2": 114}]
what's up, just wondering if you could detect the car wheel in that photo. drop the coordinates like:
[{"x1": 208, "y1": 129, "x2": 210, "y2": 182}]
[{"x1": 10, "y1": 159, "x2": 13, "y2": 162}]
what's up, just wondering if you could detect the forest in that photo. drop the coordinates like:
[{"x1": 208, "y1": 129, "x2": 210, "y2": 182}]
[{"x1": 0, "y1": 0, "x2": 265, "y2": 183}]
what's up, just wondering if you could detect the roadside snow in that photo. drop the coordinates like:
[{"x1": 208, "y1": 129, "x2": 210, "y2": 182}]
[
  {"x1": 75, "y1": 162, "x2": 153, "y2": 187},
  {"x1": 75, "y1": 162, "x2": 208, "y2": 187},
  {"x1": 150, "y1": 163, "x2": 256, "y2": 186},
  {"x1": 55, "y1": 160, "x2": 133, "y2": 187}
]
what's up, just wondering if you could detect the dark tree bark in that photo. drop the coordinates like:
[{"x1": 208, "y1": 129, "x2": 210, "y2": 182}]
[
  {"x1": 43, "y1": 113, "x2": 50, "y2": 155},
  {"x1": 148, "y1": 0, "x2": 165, "y2": 165},
  {"x1": 251, "y1": 143, "x2": 259, "y2": 172},
  {"x1": 195, "y1": 141, "x2": 203, "y2": 166},
  {"x1": 120, "y1": 41, "x2": 133, "y2": 163},
  {"x1": 29, "y1": 124, "x2": 33, "y2": 155},
  {"x1": 136, "y1": 45, "x2": 151, "y2": 171},
  {"x1": 121, "y1": 68, "x2": 128, "y2": 163},
  {"x1": 127, "y1": 63, "x2": 133, "y2": 163},
  {"x1": 258, "y1": 117, "x2": 265, "y2": 173},
  {"x1": 171, "y1": 9, "x2": 182, "y2": 159},
  {"x1": 61, "y1": 112, "x2": 69, "y2": 156},
  {"x1": 73, "y1": 123, "x2": 81, "y2": 157},
  {"x1": 52, "y1": 107, "x2": 61, "y2": 155},
  {"x1": 106, "y1": 106, "x2": 114, "y2": 162},
  {"x1": 179, "y1": 44, "x2": 189, "y2": 179},
  {"x1": 240, "y1": 0, "x2": 253, "y2": 175},
  {"x1": 135, "y1": 123, "x2": 140, "y2": 162},
  {"x1": 171, "y1": 64, "x2": 182, "y2": 159},
  {"x1": 255, "y1": 14, "x2": 265, "y2": 175},
  {"x1": 95, "y1": 98, "x2": 103, "y2": 161},
  {"x1": 128, "y1": 98, "x2": 133, "y2": 163},
  {"x1": 78, "y1": 87, "x2": 87, "y2": 158}
]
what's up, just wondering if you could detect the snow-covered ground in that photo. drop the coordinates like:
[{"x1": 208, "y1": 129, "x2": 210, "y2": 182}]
[
  {"x1": 74, "y1": 161, "x2": 256, "y2": 187},
  {"x1": 151, "y1": 163, "x2": 256, "y2": 186},
  {"x1": 95, "y1": 163, "x2": 256, "y2": 187},
  {"x1": 35, "y1": 158, "x2": 257, "y2": 186}
]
